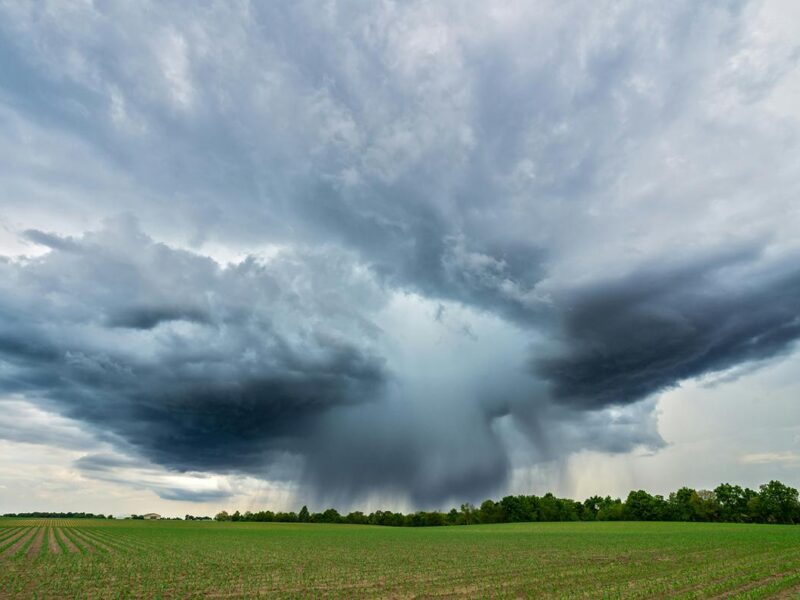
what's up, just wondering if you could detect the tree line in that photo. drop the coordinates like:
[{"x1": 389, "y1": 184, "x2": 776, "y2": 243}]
[{"x1": 214, "y1": 480, "x2": 800, "y2": 526}]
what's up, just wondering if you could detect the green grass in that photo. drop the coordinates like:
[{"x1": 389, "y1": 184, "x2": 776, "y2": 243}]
[{"x1": 1, "y1": 519, "x2": 799, "y2": 598}]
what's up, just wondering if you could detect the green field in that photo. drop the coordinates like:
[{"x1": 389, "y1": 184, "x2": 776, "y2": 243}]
[{"x1": 1, "y1": 519, "x2": 800, "y2": 598}]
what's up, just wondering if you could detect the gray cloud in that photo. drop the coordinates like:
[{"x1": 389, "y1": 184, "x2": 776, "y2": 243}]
[
  {"x1": 1, "y1": 0, "x2": 799, "y2": 506},
  {"x1": 536, "y1": 249, "x2": 800, "y2": 409},
  {"x1": 73, "y1": 453, "x2": 237, "y2": 503},
  {"x1": 0, "y1": 220, "x2": 387, "y2": 478}
]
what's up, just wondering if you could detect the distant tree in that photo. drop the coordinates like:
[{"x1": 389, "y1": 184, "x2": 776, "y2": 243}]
[
  {"x1": 200, "y1": 480, "x2": 800, "y2": 529},
  {"x1": 626, "y1": 490, "x2": 666, "y2": 521},
  {"x1": 668, "y1": 487, "x2": 699, "y2": 521},
  {"x1": 714, "y1": 484, "x2": 755, "y2": 523},
  {"x1": 695, "y1": 490, "x2": 719, "y2": 522},
  {"x1": 596, "y1": 497, "x2": 625, "y2": 521},
  {"x1": 478, "y1": 499, "x2": 504, "y2": 523},
  {"x1": 298, "y1": 505, "x2": 310, "y2": 523},
  {"x1": 345, "y1": 511, "x2": 368, "y2": 525},
  {"x1": 320, "y1": 508, "x2": 342, "y2": 523},
  {"x1": 583, "y1": 496, "x2": 604, "y2": 521},
  {"x1": 499, "y1": 495, "x2": 527, "y2": 523},
  {"x1": 446, "y1": 508, "x2": 460, "y2": 525},
  {"x1": 756, "y1": 480, "x2": 800, "y2": 524},
  {"x1": 459, "y1": 503, "x2": 478, "y2": 525}
]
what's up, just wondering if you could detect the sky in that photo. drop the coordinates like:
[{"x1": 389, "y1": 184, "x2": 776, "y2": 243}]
[{"x1": 1, "y1": 0, "x2": 799, "y2": 518}]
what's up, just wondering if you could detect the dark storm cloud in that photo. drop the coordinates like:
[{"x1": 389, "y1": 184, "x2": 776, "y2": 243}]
[
  {"x1": 0, "y1": 221, "x2": 387, "y2": 475},
  {"x1": 535, "y1": 251, "x2": 800, "y2": 409},
  {"x1": 106, "y1": 305, "x2": 209, "y2": 329}
]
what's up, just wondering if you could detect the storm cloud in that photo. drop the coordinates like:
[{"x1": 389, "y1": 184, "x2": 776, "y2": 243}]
[
  {"x1": 536, "y1": 250, "x2": 800, "y2": 409},
  {"x1": 0, "y1": 220, "x2": 388, "y2": 475},
  {"x1": 1, "y1": 0, "x2": 800, "y2": 507}
]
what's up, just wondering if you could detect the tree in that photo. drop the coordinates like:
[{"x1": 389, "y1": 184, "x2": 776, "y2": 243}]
[
  {"x1": 596, "y1": 497, "x2": 624, "y2": 521},
  {"x1": 625, "y1": 490, "x2": 666, "y2": 521},
  {"x1": 583, "y1": 496, "x2": 604, "y2": 521},
  {"x1": 694, "y1": 490, "x2": 719, "y2": 522},
  {"x1": 319, "y1": 508, "x2": 342, "y2": 523},
  {"x1": 446, "y1": 508, "x2": 460, "y2": 525},
  {"x1": 499, "y1": 496, "x2": 527, "y2": 523},
  {"x1": 714, "y1": 483, "x2": 754, "y2": 523},
  {"x1": 478, "y1": 499, "x2": 504, "y2": 523},
  {"x1": 663, "y1": 488, "x2": 719, "y2": 522},
  {"x1": 298, "y1": 506, "x2": 310, "y2": 523},
  {"x1": 756, "y1": 480, "x2": 800, "y2": 524},
  {"x1": 459, "y1": 503, "x2": 478, "y2": 525}
]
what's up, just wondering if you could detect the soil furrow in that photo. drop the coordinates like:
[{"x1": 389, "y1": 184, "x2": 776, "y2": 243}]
[
  {"x1": 87, "y1": 528, "x2": 155, "y2": 549},
  {"x1": 0, "y1": 527, "x2": 22, "y2": 542},
  {"x1": 55, "y1": 528, "x2": 79, "y2": 554},
  {"x1": 61, "y1": 528, "x2": 95, "y2": 554},
  {"x1": 25, "y1": 528, "x2": 45, "y2": 559},
  {"x1": 0, "y1": 528, "x2": 37, "y2": 559},
  {"x1": 77, "y1": 529, "x2": 133, "y2": 552},
  {"x1": 70, "y1": 528, "x2": 112, "y2": 553},
  {"x1": 47, "y1": 528, "x2": 61, "y2": 554},
  {"x1": 0, "y1": 529, "x2": 28, "y2": 552}
]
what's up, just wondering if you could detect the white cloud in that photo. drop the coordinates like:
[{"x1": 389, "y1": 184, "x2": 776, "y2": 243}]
[{"x1": 740, "y1": 452, "x2": 800, "y2": 465}]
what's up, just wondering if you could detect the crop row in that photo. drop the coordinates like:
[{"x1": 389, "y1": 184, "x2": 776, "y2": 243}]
[{"x1": 1, "y1": 521, "x2": 800, "y2": 598}]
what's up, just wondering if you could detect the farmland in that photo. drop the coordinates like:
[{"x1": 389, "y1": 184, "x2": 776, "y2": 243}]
[{"x1": 1, "y1": 519, "x2": 800, "y2": 598}]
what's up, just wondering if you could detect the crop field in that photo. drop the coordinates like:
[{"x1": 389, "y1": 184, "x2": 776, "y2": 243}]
[{"x1": 1, "y1": 519, "x2": 800, "y2": 598}]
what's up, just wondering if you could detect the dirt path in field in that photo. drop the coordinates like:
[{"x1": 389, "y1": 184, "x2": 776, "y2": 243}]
[
  {"x1": 55, "y1": 528, "x2": 79, "y2": 554},
  {"x1": 25, "y1": 528, "x2": 45, "y2": 559},
  {"x1": 47, "y1": 528, "x2": 61, "y2": 554},
  {"x1": 0, "y1": 528, "x2": 36, "y2": 559}
]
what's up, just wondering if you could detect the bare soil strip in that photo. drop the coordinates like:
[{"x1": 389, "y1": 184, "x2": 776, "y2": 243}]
[
  {"x1": 0, "y1": 528, "x2": 37, "y2": 559},
  {"x1": 77, "y1": 529, "x2": 133, "y2": 552},
  {"x1": 0, "y1": 528, "x2": 22, "y2": 544},
  {"x1": 70, "y1": 528, "x2": 112, "y2": 553},
  {"x1": 775, "y1": 579, "x2": 800, "y2": 599},
  {"x1": 47, "y1": 528, "x2": 61, "y2": 554},
  {"x1": 0, "y1": 528, "x2": 28, "y2": 552},
  {"x1": 87, "y1": 527, "x2": 154, "y2": 550},
  {"x1": 55, "y1": 528, "x2": 79, "y2": 554},
  {"x1": 61, "y1": 528, "x2": 95, "y2": 554},
  {"x1": 25, "y1": 528, "x2": 45, "y2": 559}
]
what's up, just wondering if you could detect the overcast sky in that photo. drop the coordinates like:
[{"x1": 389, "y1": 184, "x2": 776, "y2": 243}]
[{"x1": 1, "y1": 0, "x2": 800, "y2": 517}]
